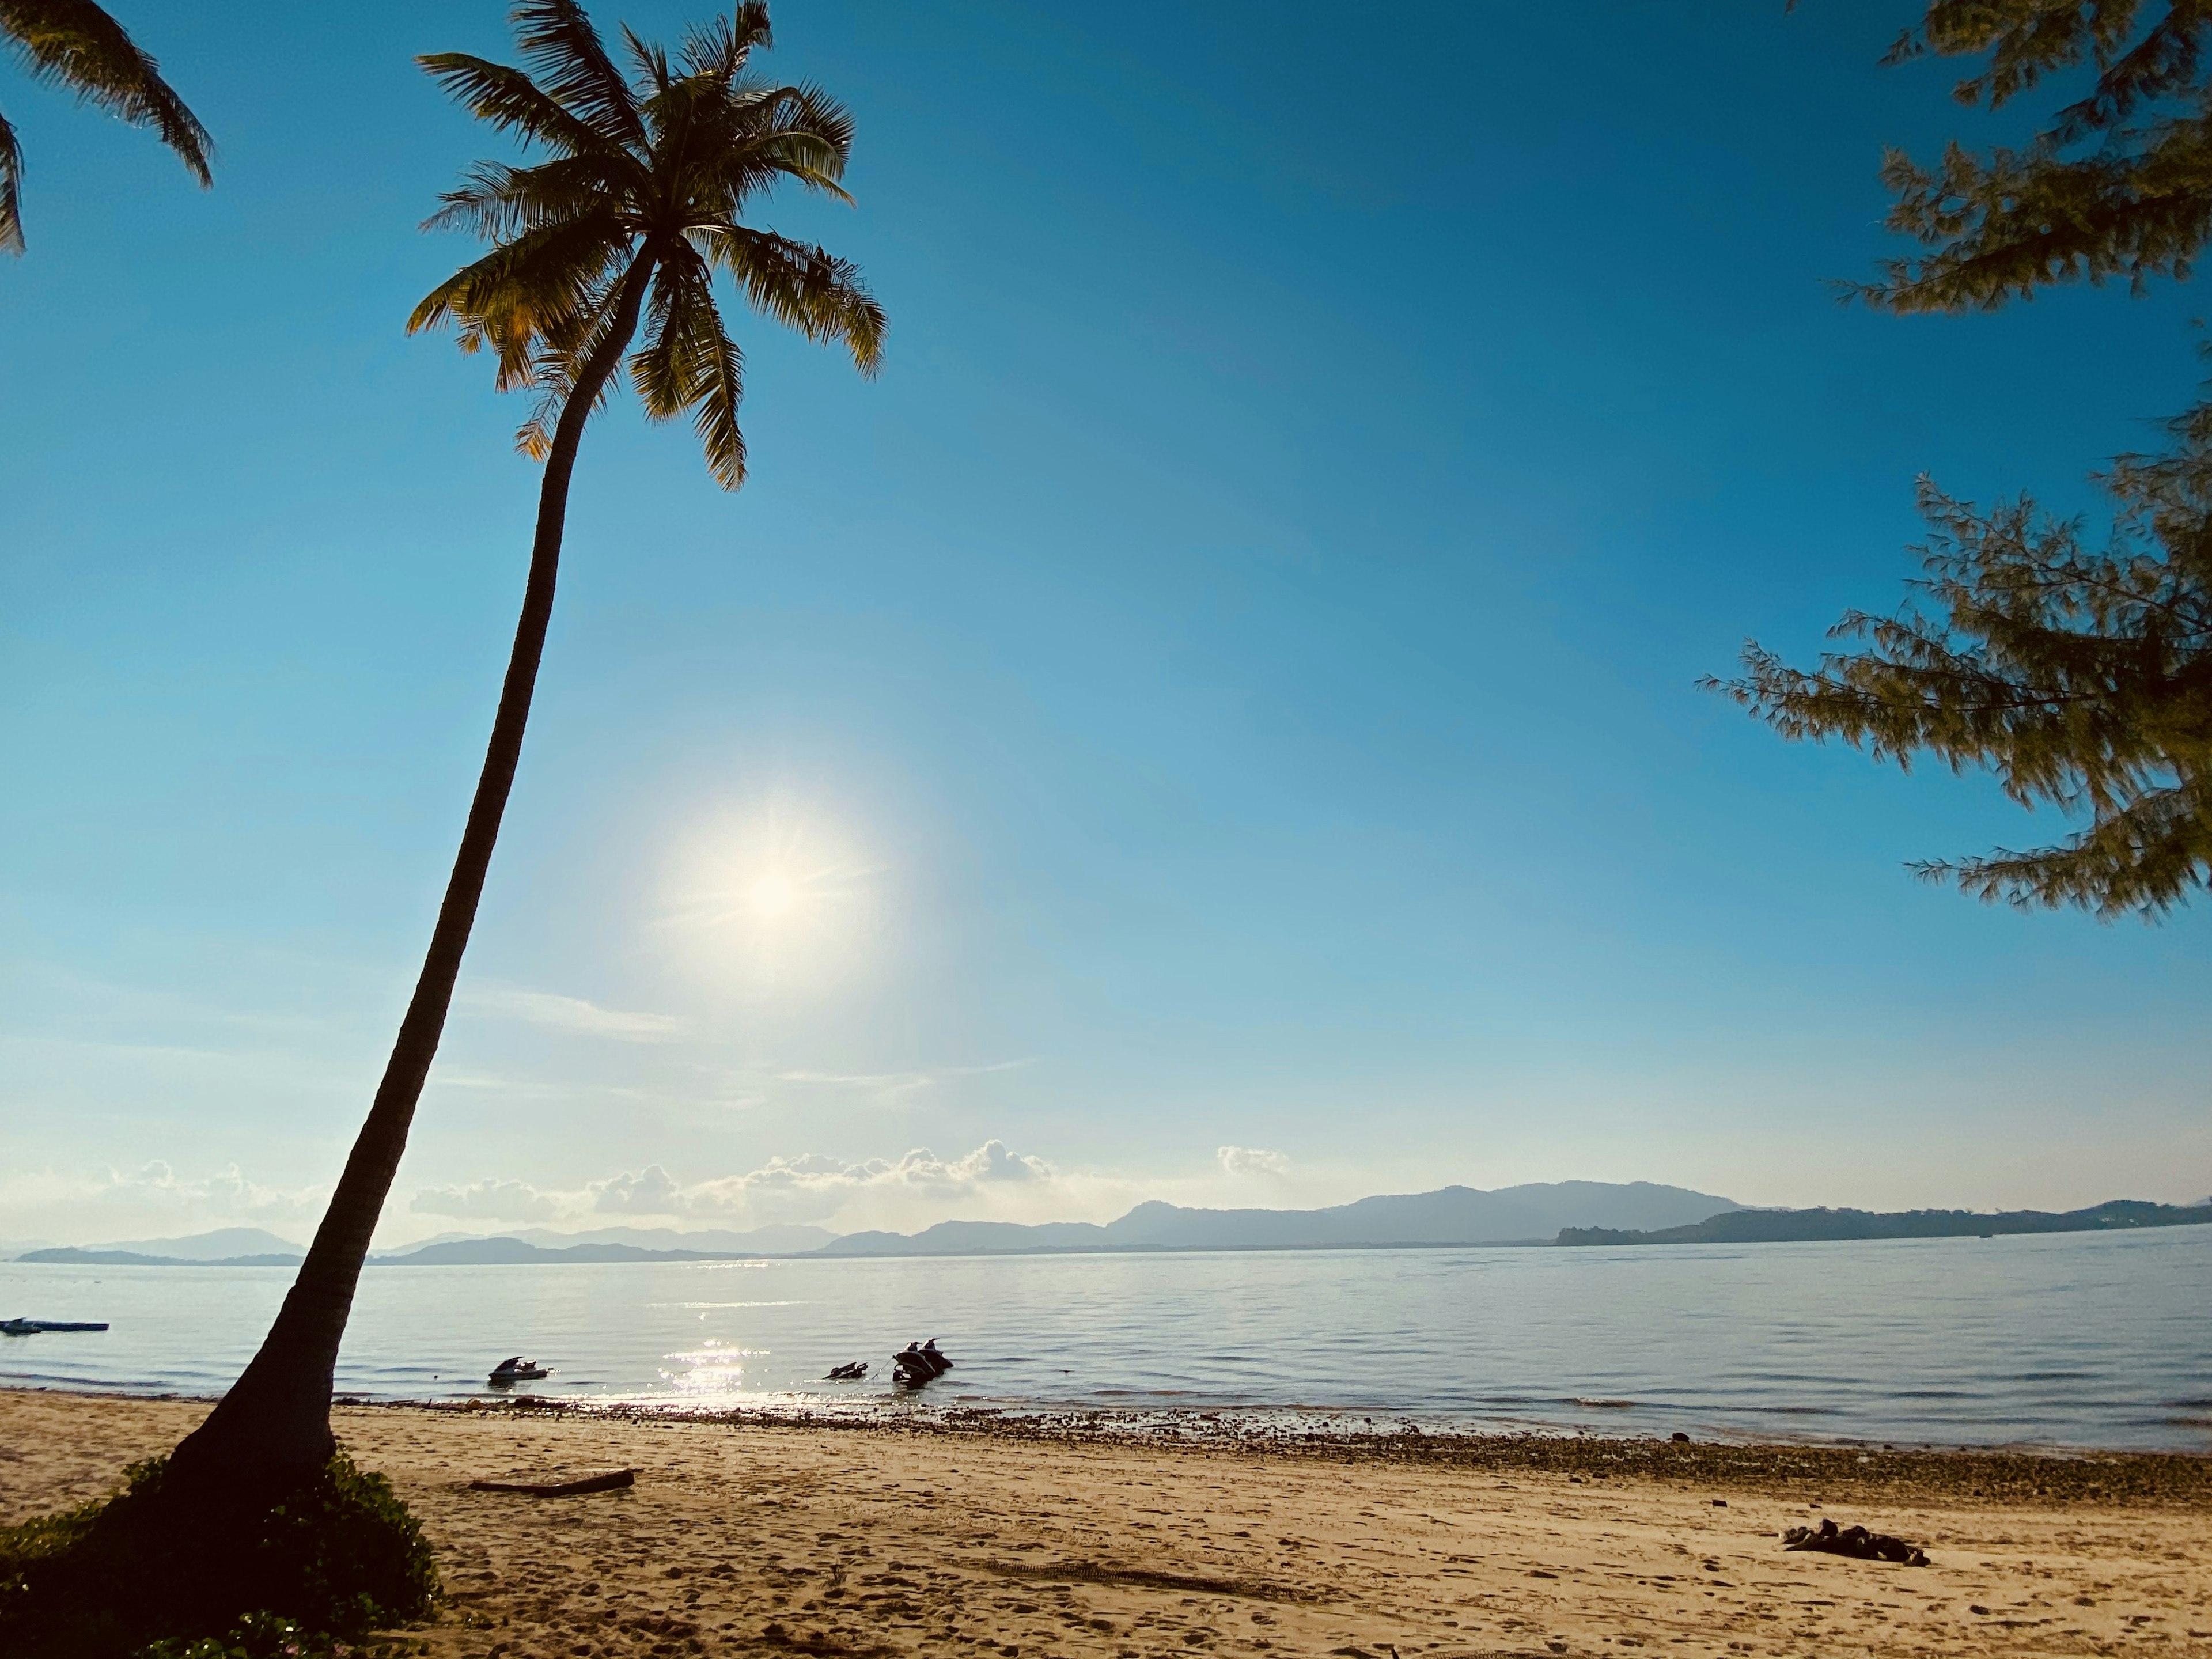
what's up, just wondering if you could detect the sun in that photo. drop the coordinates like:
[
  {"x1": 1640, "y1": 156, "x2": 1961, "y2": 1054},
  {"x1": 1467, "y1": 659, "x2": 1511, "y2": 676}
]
[
  {"x1": 748, "y1": 872, "x2": 798, "y2": 918},
  {"x1": 661, "y1": 796, "x2": 881, "y2": 990}
]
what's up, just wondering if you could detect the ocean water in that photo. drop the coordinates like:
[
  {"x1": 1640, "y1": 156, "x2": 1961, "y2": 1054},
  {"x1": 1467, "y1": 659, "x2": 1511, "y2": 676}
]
[{"x1": 2, "y1": 1227, "x2": 2207, "y2": 1451}]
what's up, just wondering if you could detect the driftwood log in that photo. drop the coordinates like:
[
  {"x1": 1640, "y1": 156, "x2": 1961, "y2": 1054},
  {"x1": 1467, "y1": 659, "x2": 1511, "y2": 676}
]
[
  {"x1": 468, "y1": 1468, "x2": 637, "y2": 1498},
  {"x1": 1782, "y1": 1517, "x2": 1929, "y2": 1566}
]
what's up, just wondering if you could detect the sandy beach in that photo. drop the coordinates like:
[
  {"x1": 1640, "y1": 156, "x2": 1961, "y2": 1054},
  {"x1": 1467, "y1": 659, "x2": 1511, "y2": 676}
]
[{"x1": 5, "y1": 1390, "x2": 2210, "y2": 1657}]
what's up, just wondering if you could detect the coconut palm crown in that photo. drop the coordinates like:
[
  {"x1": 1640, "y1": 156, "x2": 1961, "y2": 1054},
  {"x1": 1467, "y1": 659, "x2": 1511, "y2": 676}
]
[
  {"x1": 410, "y1": 0, "x2": 884, "y2": 484},
  {"x1": 1, "y1": 0, "x2": 212, "y2": 253}
]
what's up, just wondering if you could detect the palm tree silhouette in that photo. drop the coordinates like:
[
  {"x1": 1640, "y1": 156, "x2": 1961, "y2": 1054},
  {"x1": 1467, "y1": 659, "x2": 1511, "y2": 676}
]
[
  {"x1": 1, "y1": 0, "x2": 211, "y2": 252},
  {"x1": 169, "y1": 0, "x2": 882, "y2": 1492}
]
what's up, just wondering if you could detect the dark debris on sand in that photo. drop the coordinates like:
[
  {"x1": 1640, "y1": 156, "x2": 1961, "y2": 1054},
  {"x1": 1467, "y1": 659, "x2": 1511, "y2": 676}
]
[
  {"x1": 1783, "y1": 1516, "x2": 1930, "y2": 1565},
  {"x1": 388, "y1": 1396, "x2": 2212, "y2": 1508}
]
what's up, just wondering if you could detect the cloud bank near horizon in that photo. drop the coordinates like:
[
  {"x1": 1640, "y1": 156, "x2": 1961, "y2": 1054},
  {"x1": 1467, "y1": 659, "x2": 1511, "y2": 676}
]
[
  {"x1": 412, "y1": 1139, "x2": 1063, "y2": 1234},
  {"x1": 3, "y1": 1137, "x2": 1315, "y2": 1248}
]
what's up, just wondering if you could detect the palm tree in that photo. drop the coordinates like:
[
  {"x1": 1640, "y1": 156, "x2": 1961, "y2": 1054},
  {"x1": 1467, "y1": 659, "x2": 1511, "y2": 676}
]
[
  {"x1": 1, "y1": 0, "x2": 211, "y2": 253},
  {"x1": 168, "y1": 0, "x2": 883, "y2": 1496}
]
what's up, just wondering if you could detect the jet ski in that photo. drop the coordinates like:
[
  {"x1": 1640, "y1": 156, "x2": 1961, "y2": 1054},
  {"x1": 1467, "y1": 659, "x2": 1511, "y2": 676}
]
[
  {"x1": 892, "y1": 1339, "x2": 953, "y2": 1386},
  {"x1": 487, "y1": 1355, "x2": 550, "y2": 1384}
]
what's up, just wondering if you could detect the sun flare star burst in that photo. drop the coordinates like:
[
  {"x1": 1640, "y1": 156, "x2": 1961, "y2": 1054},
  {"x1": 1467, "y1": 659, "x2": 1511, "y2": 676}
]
[
  {"x1": 748, "y1": 873, "x2": 798, "y2": 918},
  {"x1": 661, "y1": 796, "x2": 881, "y2": 992}
]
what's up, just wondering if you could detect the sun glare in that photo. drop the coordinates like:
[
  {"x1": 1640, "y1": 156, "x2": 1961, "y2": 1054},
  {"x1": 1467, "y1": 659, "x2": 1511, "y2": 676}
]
[
  {"x1": 748, "y1": 873, "x2": 798, "y2": 918},
  {"x1": 662, "y1": 794, "x2": 881, "y2": 993}
]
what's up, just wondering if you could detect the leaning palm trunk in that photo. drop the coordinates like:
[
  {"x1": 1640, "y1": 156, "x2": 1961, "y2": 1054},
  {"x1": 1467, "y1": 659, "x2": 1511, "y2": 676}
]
[
  {"x1": 169, "y1": 263, "x2": 652, "y2": 1494},
  {"x1": 162, "y1": 0, "x2": 881, "y2": 1501}
]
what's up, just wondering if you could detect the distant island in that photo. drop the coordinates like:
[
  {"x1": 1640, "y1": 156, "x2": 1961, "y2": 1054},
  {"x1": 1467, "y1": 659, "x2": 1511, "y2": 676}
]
[
  {"x1": 14, "y1": 1181, "x2": 1738, "y2": 1265},
  {"x1": 812, "y1": 1181, "x2": 1741, "y2": 1257},
  {"x1": 13, "y1": 1221, "x2": 832, "y2": 1269},
  {"x1": 1559, "y1": 1198, "x2": 2212, "y2": 1247},
  {"x1": 15, "y1": 1248, "x2": 309, "y2": 1268},
  {"x1": 27, "y1": 1185, "x2": 2207, "y2": 1268}
]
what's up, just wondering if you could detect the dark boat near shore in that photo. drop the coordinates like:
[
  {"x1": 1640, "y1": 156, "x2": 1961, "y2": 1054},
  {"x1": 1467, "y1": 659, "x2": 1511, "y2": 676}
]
[{"x1": 0, "y1": 1319, "x2": 111, "y2": 1335}]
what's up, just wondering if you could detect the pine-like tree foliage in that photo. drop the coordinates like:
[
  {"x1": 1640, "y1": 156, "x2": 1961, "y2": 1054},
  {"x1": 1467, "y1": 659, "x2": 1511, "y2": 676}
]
[
  {"x1": 408, "y1": 0, "x2": 884, "y2": 487},
  {"x1": 1854, "y1": 1, "x2": 2212, "y2": 310},
  {"x1": 1709, "y1": 403, "x2": 2212, "y2": 918},
  {"x1": 0, "y1": 0, "x2": 211, "y2": 253}
]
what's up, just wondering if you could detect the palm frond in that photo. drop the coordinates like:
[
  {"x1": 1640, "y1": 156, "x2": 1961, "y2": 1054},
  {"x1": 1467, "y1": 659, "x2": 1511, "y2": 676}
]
[
  {"x1": 422, "y1": 154, "x2": 644, "y2": 242},
  {"x1": 510, "y1": 0, "x2": 645, "y2": 150},
  {"x1": 0, "y1": 0, "x2": 210, "y2": 182},
  {"x1": 516, "y1": 256, "x2": 646, "y2": 456},
  {"x1": 618, "y1": 23, "x2": 672, "y2": 96},
  {"x1": 676, "y1": 83, "x2": 855, "y2": 211},
  {"x1": 410, "y1": 213, "x2": 631, "y2": 391},
  {"x1": 416, "y1": 52, "x2": 610, "y2": 159},
  {"x1": 680, "y1": 4, "x2": 772, "y2": 81},
  {"x1": 0, "y1": 103, "x2": 22, "y2": 253},
  {"x1": 696, "y1": 221, "x2": 884, "y2": 371},
  {"x1": 628, "y1": 244, "x2": 747, "y2": 486}
]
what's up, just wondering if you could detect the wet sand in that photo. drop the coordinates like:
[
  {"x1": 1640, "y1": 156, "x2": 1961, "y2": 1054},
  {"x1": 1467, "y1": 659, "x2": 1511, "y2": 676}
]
[{"x1": 4, "y1": 1389, "x2": 2209, "y2": 1657}]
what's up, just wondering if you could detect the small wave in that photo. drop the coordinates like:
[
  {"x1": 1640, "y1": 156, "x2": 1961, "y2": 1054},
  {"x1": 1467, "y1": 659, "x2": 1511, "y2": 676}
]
[{"x1": 1090, "y1": 1388, "x2": 1202, "y2": 1397}]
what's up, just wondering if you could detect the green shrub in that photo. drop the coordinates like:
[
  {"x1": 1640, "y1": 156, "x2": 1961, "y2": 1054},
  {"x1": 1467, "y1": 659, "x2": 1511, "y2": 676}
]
[{"x1": 0, "y1": 1450, "x2": 438, "y2": 1659}]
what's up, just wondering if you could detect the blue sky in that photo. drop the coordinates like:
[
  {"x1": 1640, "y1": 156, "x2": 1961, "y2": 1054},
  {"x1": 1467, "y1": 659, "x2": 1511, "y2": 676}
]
[{"x1": 4, "y1": 0, "x2": 2206, "y2": 1247}]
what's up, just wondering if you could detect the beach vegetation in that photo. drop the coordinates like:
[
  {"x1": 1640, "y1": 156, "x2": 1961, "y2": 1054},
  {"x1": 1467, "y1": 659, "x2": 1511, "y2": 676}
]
[
  {"x1": 156, "y1": 0, "x2": 882, "y2": 1509},
  {"x1": 1849, "y1": 0, "x2": 2212, "y2": 315},
  {"x1": 0, "y1": 0, "x2": 211, "y2": 253},
  {"x1": 1709, "y1": 398, "x2": 2212, "y2": 918},
  {"x1": 0, "y1": 1450, "x2": 436, "y2": 1658},
  {"x1": 1711, "y1": 2, "x2": 2212, "y2": 915}
]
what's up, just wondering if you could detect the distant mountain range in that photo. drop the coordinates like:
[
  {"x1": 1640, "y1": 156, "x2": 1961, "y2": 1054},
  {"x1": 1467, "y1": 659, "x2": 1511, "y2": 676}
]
[
  {"x1": 16, "y1": 1226, "x2": 308, "y2": 1267},
  {"x1": 76, "y1": 1226, "x2": 302, "y2": 1261},
  {"x1": 498, "y1": 1224, "x2": 836, "y2": 1255},
  {"x1": 369, "y1": 1228, "x2": 832, "y2": 1266},
  {"x1": 8, "y1": 1184, "x2": 1736, "y2": 1266},
  {"x1": 10, "y1": 1221, "x2": 832, "y2": 1268},
  {"x1": 817, "y1": 1181, "x2": 1743, "y2": 1257},
  {"x1": 1560, "y1": 1199, "x2": 2212, "y2": 1247},
  {"x1": 28, "y1": 1184, "x2": 2206, "y2": 1268}
]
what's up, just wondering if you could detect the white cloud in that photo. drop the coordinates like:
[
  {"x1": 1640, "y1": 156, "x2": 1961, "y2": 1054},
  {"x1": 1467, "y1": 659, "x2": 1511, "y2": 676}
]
[
  {"x1": 775, "y1": 1069, "x2": 935, "y2": 1102},
  {"x1": 456, "y1": 986, "x2": 682, "y2": 1041},
  {"x1": 113, "y1": 1159, "x2": 322, "y2": 1218},
  {"x1": 772, "y1": 1060, "x2": 1033, "y2": 1106},
  {"x1": 372, "y1": 1138, "x2": 1349, "y2": 1249},
  {"x1": 389, "y1": 1141, "x2": 1067, "y2": 1238},
  {"x1": 1219, "y1": 1145, "x2": 1291, "y2": 1177},
  {"x1": 581, "y1": 1139, "x2": 1055, "y2": 1228},
  {"x1": 0, "y1": 1160, "x2": 328, "y2": 1245},
  {"x1": 592, "y1": 1164, "x2": 687, "y2": 1215},
  {"x1": 410, "y1": 1177, "x2": 567, "y2": 1222}
]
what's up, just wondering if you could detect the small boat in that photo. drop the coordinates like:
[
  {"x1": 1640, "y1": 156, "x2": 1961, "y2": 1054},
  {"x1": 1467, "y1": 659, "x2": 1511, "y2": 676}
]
[
  {"x1": 0, "y1": 1319, "x2": 110, "y2": 1336},
  {"x1": 488, "y1": 1355, "x2": 550, "y2": 1384},
  {"x1": 824, "y1": 1361, "x2": 868, "y2": 1381}
]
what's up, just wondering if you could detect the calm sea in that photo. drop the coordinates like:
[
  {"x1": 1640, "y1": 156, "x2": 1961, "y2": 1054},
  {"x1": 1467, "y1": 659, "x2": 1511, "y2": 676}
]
[{"x1": 2, "y1": 1228, "x2": 2207, "y2": 1451}]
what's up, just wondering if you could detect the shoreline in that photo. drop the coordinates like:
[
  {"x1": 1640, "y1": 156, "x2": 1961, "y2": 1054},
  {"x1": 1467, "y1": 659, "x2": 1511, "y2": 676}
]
[
  {"x1": 13, "y1": 1384, "x2": 2212, "y2": 1506},
  {"x1": 7, "y1": 1389, "x2": 2209, "y2": 1658}
]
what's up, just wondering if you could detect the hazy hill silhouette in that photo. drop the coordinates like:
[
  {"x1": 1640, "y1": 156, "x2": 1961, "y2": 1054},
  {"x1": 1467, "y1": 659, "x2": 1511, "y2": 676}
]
[{"x1": 818, "y1": 1180, "x2": 1741, "y2": 1257}]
